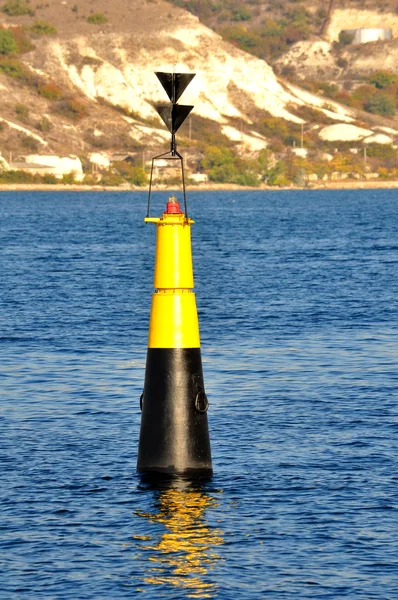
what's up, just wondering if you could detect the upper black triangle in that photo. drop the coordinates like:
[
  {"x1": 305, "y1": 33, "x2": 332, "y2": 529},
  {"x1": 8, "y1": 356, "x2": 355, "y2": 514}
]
[
  {"x1": 156, "y1": 104, "x2": 194, "y2": 134},
  {"x1": 155, "y1": 72, "x2": 196, "y2": 103}
]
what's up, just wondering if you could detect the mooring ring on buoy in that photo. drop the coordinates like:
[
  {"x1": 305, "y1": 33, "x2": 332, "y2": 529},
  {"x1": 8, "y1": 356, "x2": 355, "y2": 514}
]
[{"x1": 195, "y1": 390, "x2": 209, "y2": 413}]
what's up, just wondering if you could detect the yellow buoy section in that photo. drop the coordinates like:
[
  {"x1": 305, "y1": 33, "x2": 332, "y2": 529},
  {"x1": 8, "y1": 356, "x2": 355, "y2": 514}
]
[
  {"x1": 148, "y1": 290, "x2": 200, "y2": 348},
  {"x1": 145, "y1": 202, "x2": 200, "y2": 349},
  {"x1": 153, "y1": 215, "x2": 194, "y2": 289}
]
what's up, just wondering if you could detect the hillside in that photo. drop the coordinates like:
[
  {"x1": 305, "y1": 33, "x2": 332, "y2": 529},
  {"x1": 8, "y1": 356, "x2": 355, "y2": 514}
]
[
  {"x1": 0, "y1": 0, "x2": 398, "y2": 186},
  {"x1": 170, "y1": 1, "x2": 398, "y2": 113}
]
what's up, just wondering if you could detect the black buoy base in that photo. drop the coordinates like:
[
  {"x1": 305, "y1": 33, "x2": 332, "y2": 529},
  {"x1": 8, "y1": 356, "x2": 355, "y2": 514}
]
[{"x1": 137, "y1": 348, "x2": 212, "y2": 477}]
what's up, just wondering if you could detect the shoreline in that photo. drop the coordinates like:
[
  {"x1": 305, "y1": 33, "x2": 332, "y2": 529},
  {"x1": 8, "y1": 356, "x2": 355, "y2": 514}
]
[{"x1": 1, "y1": 180, "x2": 398, "y2": 192}]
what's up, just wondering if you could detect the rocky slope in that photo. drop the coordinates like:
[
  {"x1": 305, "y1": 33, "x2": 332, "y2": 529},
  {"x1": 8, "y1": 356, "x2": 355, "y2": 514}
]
[
  {"x1": 0, "y1": 0, "x2": 397, "y2": 168},
  {"x1": 276, "y1": 6, "x2": 398, "y2": 83}
]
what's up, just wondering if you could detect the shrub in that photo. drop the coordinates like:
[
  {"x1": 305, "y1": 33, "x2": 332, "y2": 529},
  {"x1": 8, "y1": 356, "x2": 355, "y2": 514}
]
[
  {"x1": 318, "y1": 82, "x2": 339, "y2": 98},
  {"x1": 201, "y1": 146, "x2": 237, "y2": 183},
  {"x1": 349, "y1": 84, "x2": 374, "y2": 109},
  {"x1": 2, "y1": 0, "x2": 34, "y2": 16},
  {"x1": 200, "y1": 145, "x2": 259, "y2": 186},
  {"x1": 10, "y1": 25, "x2": 34, "y2": 53},
  {"x1": 87, "y1": 12, "x2": 108, "y2": 24},
  {"x1": 19, "y1": 134, "x2": 39, "y2": 151},
  {"x1": 82, "y1": 173, "x2": 99, "y2": 186},
  {"x1": 130, "y1": 167, "x2": 148, "y2": 186},
  {"x1": 232, "y1": 7, "x2": 251, "y2": 21},
  {"x1": 369, "y1": 71, "x2": 397, "y2": 89},
  {"x1": 284, "y1": 25, "x2": 304, "y2": 45},
  {"x1": 100, "y1": 169, "x2": 124, "y2": 186},
  {"x1": 266, "y1": 161, "x2": 290, "y2": 186},
  {"x1": 42, "y1": 174, "x2": 58, "y2": 184},
  {"x1": 235, "y1": 169, "x2": 259, "y2": 187},
  {"x1": 35, "y1": 117, "x2": 52, "y2": 132},
  {"x1": 364, "y1": 94, "x2": 396, "y2": 117},
  {"x1": 38, "y1": 82, "x2": 62, "y2": 100},
  {"x1": 113, "y1": 161, "x2": 148, "y2": 186},
  {"x1": 336, "y1": 57, "x2": 348, "y2": 69},
  {"x1": 54, "y1": 98, "x2": 87, "y2": 121},
  {"x1": 338, "y1": 31, "x2": 355, "y2": 45},
  {"x1": 62, "y1": 172, "x2": 76, "y2": 184},
  {"x1": 366, "y1": 144, "x2": 397, "y2": 159},
  {"x1": 0, "y1": 29, "x2": 18, "y2": 55},
  {"x1": 0, "y1": 169, "x2": 35, "y2": 183},
  {"x1": 221, "y1": 24, "x2": 261, "y2": 52},
  {"x1": 0, "y1": 57, "x2": 27, "y2": 79},
  {"x1": 261, "y1": 116, "x2": 289, "y2": 138},
  {"x1": 280, "y1": 64, "x2": 296, "y2": 78},
  {"x1": 15, "y1": 103, "x2": 29, "y2": 121},
  {"x1": 269, "y1": 137, "x2": 285, "y2": 153},
  {"x1": 30, "y1": 20, "x2": 57, "y2": 35}
]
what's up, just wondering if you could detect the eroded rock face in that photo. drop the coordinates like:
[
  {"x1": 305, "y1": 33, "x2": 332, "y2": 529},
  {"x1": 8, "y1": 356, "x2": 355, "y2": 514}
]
[
  {"x1": 275, "y1": 40, "x2": 339, "y2": 81},
  {"x1": 25, "y1": 154, "x2": 83, "y2": 177},
  {"x1": 319, "y1": 124, "x2": 374, "y2": 142},
  {"x1": 326, "y1": 9, "x2": 398, "y2": 42},
  {"x1": 1, "y1": 0, "x2": 358, "y2": 155},
  {"x1": 0, "y1": 0, "x2": 396, "y2": 155}
]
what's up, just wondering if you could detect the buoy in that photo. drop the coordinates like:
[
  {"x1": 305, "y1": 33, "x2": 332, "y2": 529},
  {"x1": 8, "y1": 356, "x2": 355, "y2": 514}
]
[
  {"x1": 137, "y1": 71, "x2": 212, "y2": 478},
  {"x1": 137, "y1": 196, "x2": 212, "y2": 477}
]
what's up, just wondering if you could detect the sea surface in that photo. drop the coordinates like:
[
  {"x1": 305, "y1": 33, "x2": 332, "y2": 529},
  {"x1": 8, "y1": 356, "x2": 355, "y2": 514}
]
[{"x1": 1, "y1": 189, "x2": 397, "y2": 599}]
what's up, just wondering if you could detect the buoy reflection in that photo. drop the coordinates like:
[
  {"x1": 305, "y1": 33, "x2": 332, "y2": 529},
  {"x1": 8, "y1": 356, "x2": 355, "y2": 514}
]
[{"x1": 135, "y1": 484, "x2": 223, "y2": 598}]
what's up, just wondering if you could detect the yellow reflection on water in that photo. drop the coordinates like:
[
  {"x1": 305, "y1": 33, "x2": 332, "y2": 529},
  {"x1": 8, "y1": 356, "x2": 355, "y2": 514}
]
[{"x1": 135, "y1": 485, "x2": 223, "y2": 598}]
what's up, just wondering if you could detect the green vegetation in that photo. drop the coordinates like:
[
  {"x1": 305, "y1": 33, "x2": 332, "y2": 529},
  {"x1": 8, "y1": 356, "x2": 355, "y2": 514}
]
[
  {"x1": 0, "y1": 169, "x2": 39, "y2": 183},
  {"x1": 0, "y1": 25, "x2": 33, "y2": 55},
  {"x1": 87, "y1": 12, "x2": 108, "y2": 24},
  {"x1": 0, "y1": 57, "x2": 28, "y2": 79},
  {"x1": 169, "y1": 0, "x2": 318, "y2": 61},
  {"x1": 201, "y1": 145, "x2": 259, "y2": 186},
  {"x1": 232, "y1": 7, "x2": 251, "y2": 22},
  {"x1": 364, "y1": 94, "x2": 396, "y2": 117},
  {"x1": 338, "y1": 31, "x2": 355, "y2": 46},
  {"x1": 35, "y1": 116, "x2": 52, "y2": 132},
  {"x1": 0, "y1": 29, "x2": 18, "y2": 55},
  {"x1": 2, "y1": 139, "x2": 398, "y2": 187},
  {"x1": 2, "y1": 0, "x2": 34, "y2": 16},
  {"x1": 54, "y1": 98, "x2": 87, "y2": 121},
  {"x1": 15, "y1": 102, "x2": 29, "y2": 121},
  {"x1": 38, "y1": 82, "x2": 62, "y2": 100},
  {"x1": 10, "y1": 25, "x2": 34, "y2": 53},
  {"x1": 112, "y1": 162, "x2": 148, "y2": 186},
  {"x1": 369, "y1": 71, "x2": 397, "y2": 89},
  {"x1": 297, "y1": 70, "x2": 398, "y2": 118},
  {"x1": 30, "y1": 20, "x2": 57, "y2": 35},
  {"x1": 100, "y1": 169, "x2": 125, "y2": 186}
]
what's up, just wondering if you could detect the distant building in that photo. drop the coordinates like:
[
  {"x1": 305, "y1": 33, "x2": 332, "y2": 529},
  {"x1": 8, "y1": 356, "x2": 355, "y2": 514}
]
[
  {"x1": 341, "y1": 28, "x2": 392, "y2": 45},
  {"x1": 9, "y1": 155, "x2": 84, "y2": 180}
]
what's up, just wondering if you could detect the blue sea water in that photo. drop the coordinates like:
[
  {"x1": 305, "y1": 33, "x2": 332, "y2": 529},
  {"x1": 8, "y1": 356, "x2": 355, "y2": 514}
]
[{"x1": 0, "y1": 189, "x2": 397, "y2": 599}]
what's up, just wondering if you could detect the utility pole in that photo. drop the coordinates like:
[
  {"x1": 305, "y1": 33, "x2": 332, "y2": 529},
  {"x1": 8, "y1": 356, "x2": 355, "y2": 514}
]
[
  {"x1": 301, "y1": 123, "x2": 304, "y2": 149},
  {"x1": 320, "y1": 0, "x2": 336, "y2": 35}
]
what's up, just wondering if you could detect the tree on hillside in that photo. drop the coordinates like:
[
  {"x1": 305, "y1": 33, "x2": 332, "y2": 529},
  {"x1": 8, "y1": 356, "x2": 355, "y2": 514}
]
[
  {"x1": 364, "y1": 94, "x2": 396, "y2": 117},
  {"x1": 369, "y1": 72, "x2": 397, "y2": 89},
  {"x1": 2, "y1": 0, "x2": 33, "y2": 16},
  {"x1": 0, "y1": 30, "x2": 18, "y2": 55}
]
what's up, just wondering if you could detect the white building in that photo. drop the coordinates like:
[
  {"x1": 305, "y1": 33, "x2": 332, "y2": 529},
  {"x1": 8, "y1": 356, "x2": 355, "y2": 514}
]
[
  {"x1": 341, "y1": 28, "x2": 392, "y2": 45},
  {"x1": 11, "y1": 155, "x2": 84, "y2": 180}
]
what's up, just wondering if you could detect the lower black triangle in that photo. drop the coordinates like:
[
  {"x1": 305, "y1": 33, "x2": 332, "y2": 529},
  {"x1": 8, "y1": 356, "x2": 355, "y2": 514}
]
[{"x1": 156, "y1": 104, "x2": 193, "y2": 134}]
